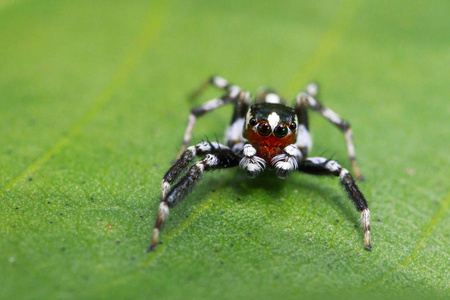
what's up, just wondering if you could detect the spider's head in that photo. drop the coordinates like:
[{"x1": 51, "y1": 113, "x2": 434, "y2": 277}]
[{"x1": 244, "y1": 103, "x2": 297, "y2": 148}]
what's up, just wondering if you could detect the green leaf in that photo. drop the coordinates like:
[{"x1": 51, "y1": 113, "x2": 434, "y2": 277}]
[{"x1": 0, "y1": 0, "x2": 448, "y2": 299}]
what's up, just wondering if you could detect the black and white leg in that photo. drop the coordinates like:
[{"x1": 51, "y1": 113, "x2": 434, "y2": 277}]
[
  {"x1": 293, "y1": 90, "x2": 312, "y2": 157},
  {"x1": 225, "y1": 91, "x2": 251, "y2": 147},
  {"x1": 255, "y1": 86, "x2": 285, "y2": 104},
  {"x1": 271, "y1": 144, "x2": 303, "y2": 178},
  {"x1": 180, "y1": 77, "x2": 246, "y2": 156},
  {"x1": 161, "y1": 141, "x2": 230, "y2": 201},
  {"x1": 189, "y1": 75, "x2": 235, "y2": 101},
  {"x1": 150, "y1": 147, "x2": 241, "y2": 251},
  {"x1": 298, "y1": 157, "x2": 371, "y2": 250},
  {"x1": 239, "y1": 143, "x2": 266, "y2": 177},
  {"x1": 296, "y1": 84, "x2": 364, "y2": 179}
]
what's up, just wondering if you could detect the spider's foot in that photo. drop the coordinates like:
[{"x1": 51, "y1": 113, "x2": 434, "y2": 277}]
[
  {"x1": 148, "y1": 228, "x2": 159, "y2": 252},
  {"x1": 361, "y1": 208, "x2": 372, "y2": 250}
]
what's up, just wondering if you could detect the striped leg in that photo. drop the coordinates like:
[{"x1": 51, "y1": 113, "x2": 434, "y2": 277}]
[
  {"x1": 298, "y1": 157, "x2": 371, "y2": 250},
  {"x1": 150, "y1": 148, "x2": 241, "y2": 251},
  {"x1": 161, "y1": 141, "x2": 229, "y2": 201},
  {"x1": 180, "y1": 77, "x2": 246, "y2": 157},
  {"x1": 295, "y1": 83, "x2": 364, "y2": 180},
  {"x1": 255, "y1": 86, "x2": 285, "y2": 104},
  {"x1": 293, "y1": 89, "x2": 312, "y2": 157},
  {"x1": 189, "y1": 75, "x2": 235, "y2": 101}
]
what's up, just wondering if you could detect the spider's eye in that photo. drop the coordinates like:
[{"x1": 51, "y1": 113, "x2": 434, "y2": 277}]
[
  {"x1": 274, "y1": 125, "x2": 288, "y2": 138},
  {"x1": 257, "y1": 123, "x2": 271, "y2": 136},
  {"x1": 249, "y1": 118, "x2": 257, "y2": 127},
  {"x1": 289, "y1": 122, "x2": 297, "y2": 130}
]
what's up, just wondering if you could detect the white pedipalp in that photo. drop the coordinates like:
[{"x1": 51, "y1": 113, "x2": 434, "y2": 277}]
[
  {"x1": 239, "y1": 144, "x2": 266, "y2": 175},
  {"x1": 271, "y1": 144, "x2": 302, "y2": 176},
  {"x1": 243, "y1": 144, "x2": 257, "y2": 157}
]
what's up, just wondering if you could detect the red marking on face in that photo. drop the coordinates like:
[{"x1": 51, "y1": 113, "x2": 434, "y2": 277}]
[{"x1": 244, "y1": 124, "x2": 296, "y2": 163}]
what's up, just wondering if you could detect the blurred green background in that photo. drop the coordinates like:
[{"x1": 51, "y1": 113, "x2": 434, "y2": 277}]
[{"x1": 0, "y1": 0, "x2": 448, "y2": 299}]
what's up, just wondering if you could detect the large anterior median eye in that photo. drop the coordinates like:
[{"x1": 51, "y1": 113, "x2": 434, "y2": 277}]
[
  {"x1": 257, "y1": 123, "x2": 271, "y2": 136},
  {"x1": 274, "y1": 125, "x2": 288, "y2": 137}
]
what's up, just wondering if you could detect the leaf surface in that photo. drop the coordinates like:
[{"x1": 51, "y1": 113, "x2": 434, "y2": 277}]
[{"x1": 0, "y1": 0, "x2": 448, "y2": 299}]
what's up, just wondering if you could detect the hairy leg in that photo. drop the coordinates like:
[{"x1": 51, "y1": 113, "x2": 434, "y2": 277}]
[{"x1": 298, "y1": 157, "x2": 371, "y2": 250}]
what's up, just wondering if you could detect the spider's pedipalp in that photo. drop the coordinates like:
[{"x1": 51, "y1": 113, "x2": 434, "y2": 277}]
[
  {"x1": 239, "y1": 144, "x2": 266, "y2": 177},
  {"x1": 271, "y1": 144, "x2": 302, "y2": 178}
]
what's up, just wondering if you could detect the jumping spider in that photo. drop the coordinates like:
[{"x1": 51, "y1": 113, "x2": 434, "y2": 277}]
[{"x1": 150, "y1": 76, "x2": 371, "y2": 251}]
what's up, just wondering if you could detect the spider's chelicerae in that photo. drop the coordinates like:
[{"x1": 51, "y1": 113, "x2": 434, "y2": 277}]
[{"x1": 150, "y1": 76, "x2": 371, "y2": 251}]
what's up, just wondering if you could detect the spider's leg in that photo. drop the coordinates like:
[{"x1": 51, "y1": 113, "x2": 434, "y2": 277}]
[
  {"x1": 271, "y1": 144, "x2": 303, "y2": 178},
  {"x1": 295, "y1": 84, "x2": 364, "y2": 180},
  {"x1": 189, "y1": 75, "x2": 235, "y2": 101},
  {"x1": 161, "y1": 141, "x2": 229, "y2": 201},
  {"x1": 255, "y1": 87, "x2": 285, "y2": 104},
  {"x1": 293, "y1": 90, "x2": 311, "y2": 157},
  {"x1": 180, "y1": 80, "x2": 247, "y2": 157},
  {"x1": 298, "y1": 157, "x2": 371, "y2": 250},
  {"x1": 225, "y1": 91, "x2": 251, "y2": 148},
  {"x1": 150, "y1": 148, "x2": 240, "y2": 251}
]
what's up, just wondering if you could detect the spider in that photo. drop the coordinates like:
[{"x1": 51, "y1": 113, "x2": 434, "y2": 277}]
[{"x1": 149, "y1": 76, "x2": 371, "y2": 251}]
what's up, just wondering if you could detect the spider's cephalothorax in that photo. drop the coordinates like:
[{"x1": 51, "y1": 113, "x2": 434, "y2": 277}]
[
  {"x1": 244, "y1": 103, "x2": 298, "y2": 165},
  {"x1": 149, "y1": 76, "x2": 372, "y2": 252}
]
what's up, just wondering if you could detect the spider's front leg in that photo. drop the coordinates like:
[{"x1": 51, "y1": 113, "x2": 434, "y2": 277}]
[
  {"x1": 271, "y1": 144, "x2": 303, "y2": 178},
  {"x1": 150, "y1": 147, "x2": 241, "y2": 251},
  {"x1": 160, "y1": 141, "x2": 227, "y2": 200},
  {"x1": 298, "y1": 157, "x2": 371, "y2": 250}
]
